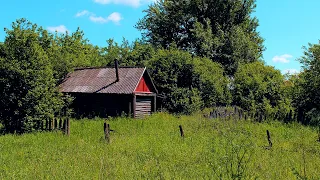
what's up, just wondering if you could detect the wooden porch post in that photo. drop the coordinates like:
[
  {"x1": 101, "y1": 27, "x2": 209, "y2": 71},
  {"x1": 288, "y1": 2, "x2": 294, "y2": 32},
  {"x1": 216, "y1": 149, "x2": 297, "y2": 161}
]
[
  {"x1": 153, "y1": 94, "x2": 157, "y2": 113},
  {"x1": 133, "y1": 94, "x2": 136, "y2": 118},
  {"x1": 128, "y1": 101, "x2": 132, "y2": 117}
]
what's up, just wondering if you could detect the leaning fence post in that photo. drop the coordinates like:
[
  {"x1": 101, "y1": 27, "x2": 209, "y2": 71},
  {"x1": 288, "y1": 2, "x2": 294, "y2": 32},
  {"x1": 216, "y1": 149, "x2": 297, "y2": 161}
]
[
  {"x1": 267, "y1": 130, "x2": 272, "y2": 148},
  {"x1": 104, "y1": 122, "x2": 110, "y2": 143},
  {"x1": 179, "y1": 125, "x2": 184, "y2": 138}
]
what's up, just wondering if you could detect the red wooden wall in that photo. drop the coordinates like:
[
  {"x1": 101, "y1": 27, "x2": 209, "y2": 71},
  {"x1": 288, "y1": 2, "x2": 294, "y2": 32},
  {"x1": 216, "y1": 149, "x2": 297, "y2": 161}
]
[{"x1": 135, "y1": 76, "x2": 152, "y2": 93}]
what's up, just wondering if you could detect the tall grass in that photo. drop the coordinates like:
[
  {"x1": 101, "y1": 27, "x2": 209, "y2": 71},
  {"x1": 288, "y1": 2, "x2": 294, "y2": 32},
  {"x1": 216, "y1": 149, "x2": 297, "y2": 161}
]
[{"x1": 0, "y1": 113, "x2": 319, "y2": 179}]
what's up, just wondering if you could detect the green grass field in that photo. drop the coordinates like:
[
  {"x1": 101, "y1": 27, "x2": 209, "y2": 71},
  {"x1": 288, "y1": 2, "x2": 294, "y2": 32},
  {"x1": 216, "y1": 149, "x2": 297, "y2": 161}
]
[{"x1": 0, "y1": 113, "x2": 320, "y2": 179}]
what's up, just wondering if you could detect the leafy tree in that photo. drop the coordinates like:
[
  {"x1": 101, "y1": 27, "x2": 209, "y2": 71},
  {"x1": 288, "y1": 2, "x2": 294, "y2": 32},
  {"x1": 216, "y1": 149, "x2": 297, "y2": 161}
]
[
  {"x1": 100, "y1": 38, "x2": 129, "y2": 66},
  {"x1": 147, "y1": 47, "x2": 230, "y2": 114},
  {"x1": 0, "y1": 42, "x2": 5, "y2": 57},
  {"x1": 0, "y1": 19, "x2": 64, "y2": 133},
  {"x1": 47, "y1": 28, "x2": 103, "y2": 83},
  {"x1": 137, "y1": 0, "x2": 264, "y2": 75},
  {"x1": 233, "y1": 62, "x2": 292, "y2": 120},
  {"x1": 293, "y1": 42, "x2": 320, "y2": 125},
  {"x1": 100, "y1": 39, "x2": 156, "y2": 67},
  {"x1": 124, "y1": 41, "x2": 156, "y2": 66}
]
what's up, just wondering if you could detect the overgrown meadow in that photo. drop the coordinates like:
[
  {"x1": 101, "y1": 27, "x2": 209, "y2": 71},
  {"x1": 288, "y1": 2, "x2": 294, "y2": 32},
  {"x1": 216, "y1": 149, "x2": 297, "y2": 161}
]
[{"x1": 0, "y1": 113, "x2": 320, "y2": 179}]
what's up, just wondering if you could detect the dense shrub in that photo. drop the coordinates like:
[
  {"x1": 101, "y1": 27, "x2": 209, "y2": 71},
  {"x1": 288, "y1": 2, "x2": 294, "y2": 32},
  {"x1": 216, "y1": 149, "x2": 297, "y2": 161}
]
[
  {"x1": 147, "y1": 47, "x2": 230, "y2": 114},
  {"x1": 0, "y1": 19, "x2": 64, "y2": 133},
  {"x1": 232, "y1": 61, "x2": 293, "y2": 120}
]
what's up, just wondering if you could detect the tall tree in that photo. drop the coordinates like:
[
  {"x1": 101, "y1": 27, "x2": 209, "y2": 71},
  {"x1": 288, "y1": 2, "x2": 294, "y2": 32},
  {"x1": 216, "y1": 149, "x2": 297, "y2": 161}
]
[
  {"x1": 136, "y1": 0, "x2": 264, "y2": 75},
  {"x1": 292, "y1": 42, "x2": 320, "y2": 125},
  {"x1": 0, "y1": 19, "x2": 64, "y2": 133}
]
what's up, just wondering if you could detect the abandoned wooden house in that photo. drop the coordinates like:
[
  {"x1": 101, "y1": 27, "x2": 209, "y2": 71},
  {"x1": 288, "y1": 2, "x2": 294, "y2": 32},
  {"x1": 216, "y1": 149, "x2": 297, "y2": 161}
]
[{"x1": 59, "y1": 61, "x2": 158, "y2": 118}]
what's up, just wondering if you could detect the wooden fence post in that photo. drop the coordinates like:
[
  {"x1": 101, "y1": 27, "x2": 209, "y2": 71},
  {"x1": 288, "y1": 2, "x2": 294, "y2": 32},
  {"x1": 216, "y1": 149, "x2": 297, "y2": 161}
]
[
  {"x1": 267, "y1": 130, "x2": 272, "y2": 148},
  {"x1": 179, "y1": 125, "x2": 184, "y2": 138},
  {"x1": 62, "y1": 118, "x2": 70, "y2": 136},
  {"x1": 59, "y1": 118, "x2": 62, "y2": 130},
  {"x1": 104, "y1": 122, "x2": 110, "y2": 143},
  {"x1": 45, "y1": 119, "x2": 49, "y2": 131},
  {"x1": 41, "y1": 121, "x2": 44, "y2": 131},
  {"x1": 52, "y1": 118, "x2": 54, "y2": 130},
  {"x1": 67, "y1": 118, "x2": 70, "y2": 136},
  {"x1": 62, "y1": 119, "x2": 66, "y2": 134},
  {"x1": 54, "y1": 118, "x2": 58, "y2": 130},
  {"x1": 49, "y1": 118, "x2": 52, "y2": 131}
]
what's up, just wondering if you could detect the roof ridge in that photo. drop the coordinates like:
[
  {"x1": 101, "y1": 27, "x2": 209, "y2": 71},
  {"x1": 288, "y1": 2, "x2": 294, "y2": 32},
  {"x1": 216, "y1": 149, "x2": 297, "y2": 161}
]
[{"x1": 74, "y1": 66, "x2": 146, "y2": 71}]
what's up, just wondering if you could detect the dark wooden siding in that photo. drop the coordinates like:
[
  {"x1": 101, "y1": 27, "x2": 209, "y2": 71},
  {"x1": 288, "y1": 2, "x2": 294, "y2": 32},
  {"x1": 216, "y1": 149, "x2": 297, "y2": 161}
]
[{"x1": 71, "y1": 93, "x2": 132, "y2": 118}]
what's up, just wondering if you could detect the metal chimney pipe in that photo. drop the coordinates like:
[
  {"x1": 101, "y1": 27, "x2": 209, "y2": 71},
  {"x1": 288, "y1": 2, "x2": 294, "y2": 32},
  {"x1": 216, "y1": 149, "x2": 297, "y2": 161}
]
[{"x1": 115, "y1": 59, "x2": 119, "y2": 82}]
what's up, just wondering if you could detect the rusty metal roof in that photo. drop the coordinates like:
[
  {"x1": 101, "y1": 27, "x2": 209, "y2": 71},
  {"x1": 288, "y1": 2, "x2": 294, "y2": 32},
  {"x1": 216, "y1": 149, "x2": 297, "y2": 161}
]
[{"x1": 59, "y1": 67, "x2": 147, "y2": 94}]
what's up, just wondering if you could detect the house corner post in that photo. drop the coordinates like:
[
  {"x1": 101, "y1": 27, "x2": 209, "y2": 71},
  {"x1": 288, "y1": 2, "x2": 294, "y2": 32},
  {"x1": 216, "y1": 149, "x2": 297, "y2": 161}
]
[
  {"x1": 153, "y1": 94, "x2": 157, "y2": 113},
  {"x1": 133, "y1": 94, "x2": 136, "y2": 118}
]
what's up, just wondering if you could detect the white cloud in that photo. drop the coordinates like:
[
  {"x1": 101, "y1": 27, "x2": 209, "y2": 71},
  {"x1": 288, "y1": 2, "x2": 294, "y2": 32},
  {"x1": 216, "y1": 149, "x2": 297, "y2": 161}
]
[
  {"x1": 106, "y1": 12, "x2": 122, "y2": 24},
  {"x1": 47, "y1": 25, "x2": 68, "y2": 33},
  {"x1": 89, "y1": 13, "x2": 122, "y2": 24},
  {"x1": 76, "y1": 10, "x2": 91, "y2": 17},
  {"x1": 89, "y1": 15, "x2": 109, "y2": 23},
  {"x1": 93, "y1": 0, "x2": 156, "y2": 7},
  {"x1": 282, "y1": 69, "x2": 300, "y2": 75},
  {"x1": 272, "y1": 54, "x2": 293, "y2": 63},
  {"x1": 76, "y1": 10, "x2": 122, "y2": 24}
]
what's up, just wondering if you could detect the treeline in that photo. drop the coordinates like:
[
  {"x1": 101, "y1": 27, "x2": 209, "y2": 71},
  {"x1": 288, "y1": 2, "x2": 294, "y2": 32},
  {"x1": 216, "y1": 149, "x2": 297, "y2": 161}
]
[{"x1": 0, "y1": 0, "x2": 319, "y2": 133}]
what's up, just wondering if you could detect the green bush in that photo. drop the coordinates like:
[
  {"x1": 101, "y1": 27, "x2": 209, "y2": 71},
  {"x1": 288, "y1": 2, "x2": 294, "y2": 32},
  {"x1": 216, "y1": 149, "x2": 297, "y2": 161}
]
[
  {"x1": 0, "y1": 19, "x2": 64, "y2": 133},
  {"x1": 233, "y1": 61, "x2": 293, "y2": 121},
  {"x1": 147, "y1": 47, "x2": 230, "y2": 114}
]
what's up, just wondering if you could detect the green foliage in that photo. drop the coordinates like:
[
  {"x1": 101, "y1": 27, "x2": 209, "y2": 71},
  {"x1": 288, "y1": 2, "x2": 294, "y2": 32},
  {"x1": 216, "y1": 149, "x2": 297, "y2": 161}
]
[
  {"x1": 100, "y1": 38, "x2": 130, "y2": 66},
  {"x1": 101, "y1": 39, "x2": 156, "y2": 67},
  {"x1": 233, "y1": 62, "x2": 293, "y2": 120},
  {"x1": 0, "y1": 113, "x2": 319, "y2": 179},
  {"x1": 166, "y1": 88, "x2": 203, "y2": 114},
  {"x1": 0, "y1": 18, "x2": 113, "y2": 132},
  {"x1": 137, "y1": 0, "x2": 264, "y2": 75},
  {"x1": 292, "y1": 42, "x2": 320, "y2": 125},
  {"x1": 46, "y1": 28, "x2": 103, "y2": 83},
  {"x1": 0, "y1": 19, "x2": 64, "y2": 133},
  {"x1": 193, "y1": 57, "x2": 232, "y2": 107},
  {"x1": 147, "y1": 47, "x2": 230, "y2": 113}
]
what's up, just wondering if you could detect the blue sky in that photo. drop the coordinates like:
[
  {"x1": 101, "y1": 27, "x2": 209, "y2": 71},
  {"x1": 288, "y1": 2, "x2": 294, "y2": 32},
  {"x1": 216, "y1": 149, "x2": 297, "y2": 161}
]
[{"x1": 1, "y1": 0, "x2": 319, "y2": 74}]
